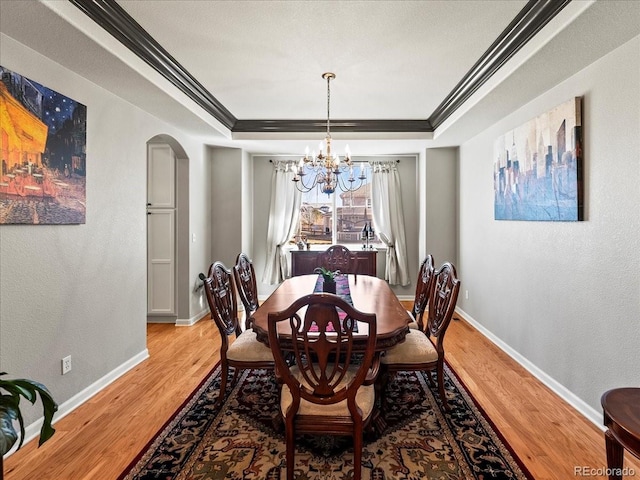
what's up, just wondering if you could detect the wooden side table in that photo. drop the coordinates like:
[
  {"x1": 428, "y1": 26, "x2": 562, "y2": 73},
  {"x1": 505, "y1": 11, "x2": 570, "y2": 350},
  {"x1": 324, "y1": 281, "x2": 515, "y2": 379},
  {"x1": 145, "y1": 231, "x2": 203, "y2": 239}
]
[{"x1": 601, "y1": 388, "x2": 640, "y2": 480}]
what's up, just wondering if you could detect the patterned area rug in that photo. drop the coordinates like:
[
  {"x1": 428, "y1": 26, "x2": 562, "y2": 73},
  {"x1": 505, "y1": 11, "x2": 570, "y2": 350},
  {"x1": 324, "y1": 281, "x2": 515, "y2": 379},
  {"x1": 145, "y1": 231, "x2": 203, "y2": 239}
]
[{"x1": 119, "y1": 364, "x2": 532, "y2": 479}]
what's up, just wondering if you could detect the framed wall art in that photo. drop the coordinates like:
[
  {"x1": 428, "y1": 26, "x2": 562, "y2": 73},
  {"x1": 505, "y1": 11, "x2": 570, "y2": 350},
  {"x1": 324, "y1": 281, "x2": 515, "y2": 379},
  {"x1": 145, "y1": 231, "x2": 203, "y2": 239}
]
[
  {"x1": 494, "y1": 97, "x2": 583, "y2": 221},
  {"x1": 0, "y1": 65, "x2": 86, "y2": 224}
]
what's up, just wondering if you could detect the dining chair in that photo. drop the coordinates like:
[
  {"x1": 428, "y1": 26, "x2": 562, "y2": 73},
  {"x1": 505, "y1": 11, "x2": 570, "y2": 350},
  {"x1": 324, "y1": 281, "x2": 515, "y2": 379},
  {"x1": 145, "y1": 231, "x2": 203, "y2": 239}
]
[
  {"x1": 408, "y1": 254, "x2": 435, "y2": 330},
  {"x1": 268, "y1": 293, "x2": 380, "y2": 480},
  {"x1": 318, "y1": 245, "x2": 356, "y2": 274},
  {"x1": 233, "y1": 252, "x2": 260, "y2": 330},
  {"x1": 380, "y1": 262, "x2": 460, "y2": 411},
  {"x1": 204, "y1": 261, "x2": 274, "y2": 406}
]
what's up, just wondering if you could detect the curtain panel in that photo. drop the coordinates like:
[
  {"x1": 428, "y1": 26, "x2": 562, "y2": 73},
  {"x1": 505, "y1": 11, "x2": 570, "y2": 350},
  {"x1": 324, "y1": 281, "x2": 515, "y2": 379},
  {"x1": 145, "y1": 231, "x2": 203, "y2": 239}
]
[
  {"x1": 262, "y1": 161, "x2": 301, "y2": 284},
  {"x1": 371, "y1": 161, "x2": 410, "y2": 286}
]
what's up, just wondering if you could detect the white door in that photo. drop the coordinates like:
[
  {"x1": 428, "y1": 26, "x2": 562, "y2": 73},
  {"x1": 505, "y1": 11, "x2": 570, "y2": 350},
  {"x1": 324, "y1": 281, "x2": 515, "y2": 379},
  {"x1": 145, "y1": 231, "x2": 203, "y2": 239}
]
[
  {"x1": 147, "y1": 144, "x2": 176, "y2": 317},
  {"x1": 147, "y1": 209, "x2": 175, "y2": 314}
]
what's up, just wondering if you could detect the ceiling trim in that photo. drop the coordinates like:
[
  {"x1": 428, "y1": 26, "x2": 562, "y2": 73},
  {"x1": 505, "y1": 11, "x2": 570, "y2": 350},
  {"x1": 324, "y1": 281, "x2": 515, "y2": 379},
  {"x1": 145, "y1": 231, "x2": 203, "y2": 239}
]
[
  {"x1": 68, "y1": 0, "x2": 237, "y2": 130},
  {"x1": 69, "y1": 0, "x2": 571, "y2": 135},
  {"x1": 233, "y1": 119, "x2": 433, "y2": 133},
  {"x1": 428, "y1": 0, "x2": 572, "y2": 130}
]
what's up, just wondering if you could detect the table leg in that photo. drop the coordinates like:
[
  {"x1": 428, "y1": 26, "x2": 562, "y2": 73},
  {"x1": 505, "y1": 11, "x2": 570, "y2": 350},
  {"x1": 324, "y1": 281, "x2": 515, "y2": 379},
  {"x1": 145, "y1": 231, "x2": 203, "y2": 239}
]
[{"x1": 605, "y1": 430, "x2": 624, "y2": 480}]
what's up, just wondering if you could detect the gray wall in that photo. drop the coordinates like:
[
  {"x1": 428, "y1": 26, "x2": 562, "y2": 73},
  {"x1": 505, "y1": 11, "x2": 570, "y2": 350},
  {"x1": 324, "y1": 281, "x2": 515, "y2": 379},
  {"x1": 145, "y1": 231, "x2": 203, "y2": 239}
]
[
  {"x1": 0, "y1": 34, "x2": 209, "y2": 428},
  {"x1": 210, "y1": 147, "x2": 244, "y2": 268},
  {"x1": 425, "y1": 148, "x2": 458, "y2": 268},
  {"x1": 189, "y1": 144, "x2": 213, "y2": 320},
  {"x1": 457, "y1": 35, "x2": 640, "y2": 419}
]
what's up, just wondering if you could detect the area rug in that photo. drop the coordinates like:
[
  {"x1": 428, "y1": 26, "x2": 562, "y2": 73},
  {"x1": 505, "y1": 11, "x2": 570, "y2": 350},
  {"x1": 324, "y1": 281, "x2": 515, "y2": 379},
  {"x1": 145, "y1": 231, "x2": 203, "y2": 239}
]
[{"x1": 119, "y1": 363, "x2": 532, "y2": 479}]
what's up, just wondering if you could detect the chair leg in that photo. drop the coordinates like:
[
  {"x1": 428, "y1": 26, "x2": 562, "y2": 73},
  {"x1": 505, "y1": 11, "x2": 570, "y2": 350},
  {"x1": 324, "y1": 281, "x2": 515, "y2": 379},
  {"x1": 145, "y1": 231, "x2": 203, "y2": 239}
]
[
  {"x1": 425, "y1": 369, "x2": 436, "y2": 388},
  {"x1": 436, "y1": 361, "x2": 449, "y2": 412},
  {"x1": 230, "y1": 366, "x2": 240, "y2": 388},
  {"x1": 353, "y1": 423, "x2": 363, "y2": 480},
  {"x1": 376, "y1": 366, "x2": 390, "y2": 410},
  {"x1": 217, "y1": 361, "x2": 228, "y2": 406},
  {"x1": 285, "y1": 418, "x2": 295, "y2": 480}
]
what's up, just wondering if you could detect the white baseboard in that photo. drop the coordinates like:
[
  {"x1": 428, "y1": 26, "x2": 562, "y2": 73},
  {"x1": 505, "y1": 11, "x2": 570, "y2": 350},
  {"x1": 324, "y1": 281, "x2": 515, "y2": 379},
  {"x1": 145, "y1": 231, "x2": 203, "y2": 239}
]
[
  {"x1": 7, "y1": 349, "x2": 150, "y2": 458},
  {"x1": 455, "y1": 307, "x2": 604, "y2": 430},
  {"x1": 176, "y1": 309, "x2": 209, "y2": 326}
]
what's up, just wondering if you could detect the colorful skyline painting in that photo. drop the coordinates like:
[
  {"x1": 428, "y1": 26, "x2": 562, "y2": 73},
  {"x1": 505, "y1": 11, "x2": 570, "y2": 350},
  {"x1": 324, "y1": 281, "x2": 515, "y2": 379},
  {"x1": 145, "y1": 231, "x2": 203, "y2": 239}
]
[
  {"x1": 0, "y1": 65, "x2": 87, "y2": 224},
  {"x1": 494, "y1": 97, "x2": 583, "y2": 221}
]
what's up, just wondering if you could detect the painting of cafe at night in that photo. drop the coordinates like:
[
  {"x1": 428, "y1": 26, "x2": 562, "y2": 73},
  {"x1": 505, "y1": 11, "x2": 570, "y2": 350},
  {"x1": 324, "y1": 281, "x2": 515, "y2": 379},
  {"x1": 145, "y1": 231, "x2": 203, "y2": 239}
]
[{"x1": 1, "y1": 65, "x2": 86, "y2": 224}]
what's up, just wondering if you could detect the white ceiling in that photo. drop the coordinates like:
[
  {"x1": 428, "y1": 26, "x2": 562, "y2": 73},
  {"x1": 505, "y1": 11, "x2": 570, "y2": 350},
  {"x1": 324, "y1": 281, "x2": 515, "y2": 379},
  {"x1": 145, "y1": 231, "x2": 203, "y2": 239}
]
[
  {"x1": 118, "y1": 0, "x2": 526, "y2": 120},
  {"x1": 1, "y1": 0, "x2": 639, "y2": 155}
]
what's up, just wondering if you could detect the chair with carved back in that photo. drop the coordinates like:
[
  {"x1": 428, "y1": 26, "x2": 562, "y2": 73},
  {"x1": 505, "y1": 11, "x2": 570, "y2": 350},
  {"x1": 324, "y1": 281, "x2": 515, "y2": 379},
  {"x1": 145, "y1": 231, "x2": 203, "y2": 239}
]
[
  {"x1": 268, "y1": 293, "x2": 380, "y2": 480},
  {"x1": 318, "y1": 245, "x2": 356, "y2": 274},
  {"x1": 204, "y1": 261, "x2": 274, "y2": 405},
  {"x1": 233, "y1": 253, "x2": 260, "y2": 330},
  {"x1": 380, "y1": 262, "x2": 460, "y2": 411},
  {"x1": 407, "y1": 255, "x2": 435, "y2": 330}
]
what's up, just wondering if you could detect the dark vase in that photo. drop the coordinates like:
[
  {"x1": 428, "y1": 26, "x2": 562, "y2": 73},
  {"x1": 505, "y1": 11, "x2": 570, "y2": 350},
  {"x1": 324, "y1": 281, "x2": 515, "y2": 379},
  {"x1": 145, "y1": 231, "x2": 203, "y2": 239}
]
[{"x1": 323, "y1": 280, "x2": 336, "y2": 294}]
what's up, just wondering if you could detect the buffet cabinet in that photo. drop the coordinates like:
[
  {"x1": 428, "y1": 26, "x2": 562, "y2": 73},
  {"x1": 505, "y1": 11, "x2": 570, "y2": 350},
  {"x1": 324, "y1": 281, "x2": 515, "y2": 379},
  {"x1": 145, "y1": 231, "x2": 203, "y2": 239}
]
[{"x1": 291, "y1": 249, "x2": 377, "y2": 277}]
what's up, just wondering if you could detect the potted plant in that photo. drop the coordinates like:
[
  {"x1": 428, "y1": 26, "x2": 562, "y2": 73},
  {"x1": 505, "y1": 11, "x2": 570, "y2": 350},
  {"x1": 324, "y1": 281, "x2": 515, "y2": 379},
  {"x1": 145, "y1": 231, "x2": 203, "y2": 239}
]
[
  {"x1": 0, "y1": 373, "x2": 58, "y2": 479},
  {"x1": 314, "y1": 267, "x2": 341, "y2": 294}
]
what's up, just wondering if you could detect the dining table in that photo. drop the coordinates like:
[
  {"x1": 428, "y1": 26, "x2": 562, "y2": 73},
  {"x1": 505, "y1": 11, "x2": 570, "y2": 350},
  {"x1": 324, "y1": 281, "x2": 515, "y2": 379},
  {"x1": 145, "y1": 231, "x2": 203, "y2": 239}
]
[{"x1": 249, "y1": 273, "x2": 411, "y2": 351}]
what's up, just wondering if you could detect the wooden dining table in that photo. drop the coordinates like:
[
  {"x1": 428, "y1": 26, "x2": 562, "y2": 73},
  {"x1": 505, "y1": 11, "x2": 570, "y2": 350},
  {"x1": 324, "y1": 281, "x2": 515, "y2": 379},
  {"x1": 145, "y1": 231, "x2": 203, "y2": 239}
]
[{"x1": 249, "y1": 274, "x2": 411, "y2": 351}]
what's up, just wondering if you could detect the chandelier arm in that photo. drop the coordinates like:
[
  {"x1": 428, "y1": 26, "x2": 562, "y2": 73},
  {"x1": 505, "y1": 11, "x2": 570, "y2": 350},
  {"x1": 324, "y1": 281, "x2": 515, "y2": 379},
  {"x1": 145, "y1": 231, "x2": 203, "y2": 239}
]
[
  {"x1": 294, "y1": 171, "x2": 325, "y2": 193},
  {"x1": 335, "y1": 172, "x2": 365, "y2": 193}
]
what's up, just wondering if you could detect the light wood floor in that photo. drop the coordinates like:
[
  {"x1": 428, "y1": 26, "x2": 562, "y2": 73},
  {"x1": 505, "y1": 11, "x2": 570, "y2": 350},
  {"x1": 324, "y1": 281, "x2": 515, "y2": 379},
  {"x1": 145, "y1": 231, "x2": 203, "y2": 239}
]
[{"x1": 4, "y1": 306, "x2": 640, "y2": 480}]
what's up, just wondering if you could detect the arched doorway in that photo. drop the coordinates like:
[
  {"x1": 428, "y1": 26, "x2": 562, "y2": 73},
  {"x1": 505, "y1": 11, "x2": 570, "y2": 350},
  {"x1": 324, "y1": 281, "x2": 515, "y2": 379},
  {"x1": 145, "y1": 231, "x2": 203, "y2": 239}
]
[{"x1": 146, "y1": 134, "x2": 189, "y2": 323}]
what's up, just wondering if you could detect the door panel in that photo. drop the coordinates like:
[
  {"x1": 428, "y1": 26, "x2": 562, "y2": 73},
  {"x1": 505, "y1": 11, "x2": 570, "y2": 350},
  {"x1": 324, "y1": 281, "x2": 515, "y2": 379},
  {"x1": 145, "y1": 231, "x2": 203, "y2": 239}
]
[
  {"x1": 147, "y1": 144, "x2": 175, "y2": 208},
  {"x1": 147, "y1": 209, "x2": 175, "y2": 314}
]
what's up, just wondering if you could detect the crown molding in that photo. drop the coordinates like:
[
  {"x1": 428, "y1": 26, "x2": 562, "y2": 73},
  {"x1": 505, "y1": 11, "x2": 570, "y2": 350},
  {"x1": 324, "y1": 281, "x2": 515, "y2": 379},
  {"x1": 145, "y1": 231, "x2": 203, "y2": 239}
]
[
  {"x1": 70, "y1": 0, "x2": 570, "y2": 135},
  {"x1": 68, "y1": 0, "x2": 237, "y2": 130},
  {"x1": 233, "y1": 119, "x2": 433, "y2": 134},
  {"x1": 427, "y1": 0, "x2": 571, "y2": 130}
]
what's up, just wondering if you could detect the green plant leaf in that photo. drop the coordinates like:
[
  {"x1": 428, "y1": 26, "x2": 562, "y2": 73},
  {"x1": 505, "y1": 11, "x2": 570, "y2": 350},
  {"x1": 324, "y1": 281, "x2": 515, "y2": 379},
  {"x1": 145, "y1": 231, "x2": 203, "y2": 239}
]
[
  {"x1": 313, "y1": 267, "x2": 340, "y2": 280},
  {"x1": 0, "y1": 395, "x2": 20, "y2": 455},
  {"x1": 12, "y1": 379, "x2": 58, "y2": 447},
  {"x1": 0, "y1": 374, "x2": 58, "y2": 455}
]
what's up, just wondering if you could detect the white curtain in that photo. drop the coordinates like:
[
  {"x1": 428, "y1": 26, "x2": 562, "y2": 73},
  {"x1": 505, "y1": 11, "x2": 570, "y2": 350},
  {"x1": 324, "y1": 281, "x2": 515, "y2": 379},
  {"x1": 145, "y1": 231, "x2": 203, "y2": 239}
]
[
  {"x1": 262, "y1": 161, "x2": 301, "y2": 284},
  {"x1": 371, "y1": 161, "x2": 410, "y2": 286}
]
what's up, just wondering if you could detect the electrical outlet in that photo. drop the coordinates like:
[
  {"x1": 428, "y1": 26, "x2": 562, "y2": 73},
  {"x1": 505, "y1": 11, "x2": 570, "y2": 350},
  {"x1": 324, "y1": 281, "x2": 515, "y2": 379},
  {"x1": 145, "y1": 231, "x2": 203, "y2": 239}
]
[
  {"x1": 465, "y1": 290, "x2": 469, "y2": 300},
  {"x1": 62, "y1": 355, "x2": 72, "y2": 375}
]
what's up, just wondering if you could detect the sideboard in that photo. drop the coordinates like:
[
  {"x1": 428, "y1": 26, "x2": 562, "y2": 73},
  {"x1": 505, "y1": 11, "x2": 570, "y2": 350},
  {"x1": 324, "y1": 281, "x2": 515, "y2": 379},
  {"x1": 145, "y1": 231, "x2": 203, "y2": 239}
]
[{"x1": 291, "y1": 249, "x2": 377, "y2": 277}]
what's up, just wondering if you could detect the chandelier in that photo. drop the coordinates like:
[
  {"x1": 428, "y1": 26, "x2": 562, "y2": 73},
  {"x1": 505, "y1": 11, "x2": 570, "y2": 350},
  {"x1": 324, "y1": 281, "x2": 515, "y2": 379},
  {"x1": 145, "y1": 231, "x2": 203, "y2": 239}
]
[{"x1": 292, "y1": 73, "x2": 367, "y2": 195}]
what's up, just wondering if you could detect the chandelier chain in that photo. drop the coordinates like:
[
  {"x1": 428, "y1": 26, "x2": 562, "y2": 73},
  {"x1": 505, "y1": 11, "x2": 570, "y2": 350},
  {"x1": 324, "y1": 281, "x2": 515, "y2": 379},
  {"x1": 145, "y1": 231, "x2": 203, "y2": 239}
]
[{"x1": 326, "y1": 74, "x2": 331, "y2": 136}]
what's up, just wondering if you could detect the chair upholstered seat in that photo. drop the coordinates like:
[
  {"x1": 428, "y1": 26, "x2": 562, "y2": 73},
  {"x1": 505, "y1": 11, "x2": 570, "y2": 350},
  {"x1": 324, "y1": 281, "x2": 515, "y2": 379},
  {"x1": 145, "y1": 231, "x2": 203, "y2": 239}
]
[
  {"x1": 280, "y1": 366, "x2": 375, "y2": 419},
  {"x1": 381, "y1": 329, "x2": 438, "y2": 364},
  {"x1": 227, "y1": 328, "x2": 274, "y2": 362},
  {"x1": 407, "y1": 310, "x2": 419, "y2": 329}
]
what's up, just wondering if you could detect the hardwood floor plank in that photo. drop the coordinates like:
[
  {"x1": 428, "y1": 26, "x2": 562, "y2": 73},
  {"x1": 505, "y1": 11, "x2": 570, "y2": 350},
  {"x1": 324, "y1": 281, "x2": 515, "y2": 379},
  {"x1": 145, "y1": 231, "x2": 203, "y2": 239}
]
[
  {"x1": 444, "y1": 315, "x2": 640, "y2": 480},
  {"x1": 3, "y1": 307, "x2": 639, "y2": 479}
]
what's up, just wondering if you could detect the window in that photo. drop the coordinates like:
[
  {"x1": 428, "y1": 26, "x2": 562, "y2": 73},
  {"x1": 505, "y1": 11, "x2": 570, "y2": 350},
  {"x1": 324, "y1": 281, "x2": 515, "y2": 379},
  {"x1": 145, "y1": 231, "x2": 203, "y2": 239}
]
[{"x1": 292, "y1": 164, "x2": 379, "y2": 247}]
